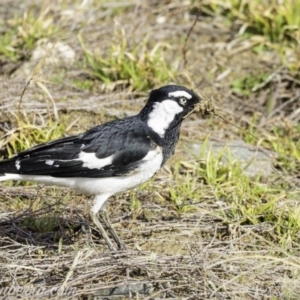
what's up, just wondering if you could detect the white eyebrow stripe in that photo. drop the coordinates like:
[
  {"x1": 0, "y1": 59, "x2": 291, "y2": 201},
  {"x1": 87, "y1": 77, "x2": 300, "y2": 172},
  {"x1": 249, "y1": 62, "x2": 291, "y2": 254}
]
[{"x1": 168, "y1": 91, "x2": 192, "y2": 99}]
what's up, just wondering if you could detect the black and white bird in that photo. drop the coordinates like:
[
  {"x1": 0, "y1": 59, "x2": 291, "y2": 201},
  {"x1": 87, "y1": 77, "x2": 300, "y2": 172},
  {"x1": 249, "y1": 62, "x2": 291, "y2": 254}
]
[{"x1": 0, "y1": 85, "x2": 201, "y2": 250}]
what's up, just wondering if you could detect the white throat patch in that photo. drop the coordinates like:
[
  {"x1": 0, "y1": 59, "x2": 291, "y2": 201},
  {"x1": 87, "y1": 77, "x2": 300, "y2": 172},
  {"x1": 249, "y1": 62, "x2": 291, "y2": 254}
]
[{"x1": 147, "y1": 99, "x2": 183, "y2": 137}]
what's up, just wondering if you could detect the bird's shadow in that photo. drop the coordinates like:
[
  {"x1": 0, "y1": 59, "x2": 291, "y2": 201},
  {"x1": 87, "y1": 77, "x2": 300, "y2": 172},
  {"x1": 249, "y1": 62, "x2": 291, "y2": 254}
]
[
  {"x1": 0, "y1": 187, "x2": 132, "y2": 250},
  {"x1": 0, "y1": 203, "x2": 92, "y2": 247},
  {"x1": 0, "y1": 186, "x2": 108, "y2": 248}
]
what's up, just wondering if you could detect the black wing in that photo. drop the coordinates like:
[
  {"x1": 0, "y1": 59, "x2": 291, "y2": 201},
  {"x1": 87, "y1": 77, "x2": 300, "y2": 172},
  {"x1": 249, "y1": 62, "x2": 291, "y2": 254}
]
[{"x1": 0, "y1": 116, "x2": 158, "y2": 178}]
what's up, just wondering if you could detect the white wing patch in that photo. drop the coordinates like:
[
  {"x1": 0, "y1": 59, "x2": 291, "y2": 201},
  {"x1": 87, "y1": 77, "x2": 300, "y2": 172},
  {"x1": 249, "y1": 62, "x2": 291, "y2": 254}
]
[
  {"x1": 168, "y1": 90, "x2": 192, "y2": 99},
  {"x1": 78, "y1": 152, "x2": 113, "y2": 169},
  {"x1": 43, "y1": 153, "x2": 114, "y2": 169},
  {"x1": 15, "y1": 160, "x2": 21, "y2": 170},
  {"x1": 147, "y1": 100, "x2": 183, "y2": 137}
]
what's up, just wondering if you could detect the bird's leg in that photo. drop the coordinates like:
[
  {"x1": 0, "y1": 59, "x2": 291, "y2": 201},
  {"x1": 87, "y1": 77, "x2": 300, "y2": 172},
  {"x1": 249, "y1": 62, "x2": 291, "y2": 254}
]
[
  {"x1": 99, "y1": 210, "x2": 126, "y2": 250},
  {"x1": 91, "y1": 194, "x2": 126, "y2": 250},
  {"x1": 90, "y1": 212, "x2": 116, "y2": 251}
]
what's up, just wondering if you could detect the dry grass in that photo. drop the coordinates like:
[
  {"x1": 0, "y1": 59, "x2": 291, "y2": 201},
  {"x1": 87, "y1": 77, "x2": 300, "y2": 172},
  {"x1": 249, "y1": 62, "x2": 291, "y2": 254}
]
[{"x1": 1, "y1": 185, "x2": 300, "y2": 299}]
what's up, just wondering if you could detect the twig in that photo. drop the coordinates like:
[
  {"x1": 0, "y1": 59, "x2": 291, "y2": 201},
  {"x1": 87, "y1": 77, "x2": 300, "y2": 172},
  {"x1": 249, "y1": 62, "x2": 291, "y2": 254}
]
[
  {"x1": 58, "y1": 249, "x2": 81, "y2": 296},
  {"x1": 182, "y1": 14, "x2": 199, "y2": 69},
  {"x1": 185, "y1": 96, "x2": 259, "y2": 141},
  {"x1": 17, "y1": 43, "x2": 59, "y2": 121}
]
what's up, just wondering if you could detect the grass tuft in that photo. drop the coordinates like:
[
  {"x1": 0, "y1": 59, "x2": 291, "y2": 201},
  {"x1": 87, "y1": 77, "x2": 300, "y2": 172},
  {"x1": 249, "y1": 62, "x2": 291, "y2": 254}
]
[
  {"x1": 78, "y1": 31, "x2": 176, "y2": 91},
  {"x1": 231, "y1": 72, "x2": 269, "y2": 96},
  {"x1": 165, "y1": 140, "x2": 300, "y2": 247},
  {"x1": 201, "y1": 0, "x2": 300, "y2": 44},
  {"x1": 0, "y1": 5, "x2": 57, "y2": 62},
  {"x1": 1, "y1": 112, "x2": 66, "y2": 159},
  {"x1": 198, "y1": 0, "x2": 300, "y2": 74}
]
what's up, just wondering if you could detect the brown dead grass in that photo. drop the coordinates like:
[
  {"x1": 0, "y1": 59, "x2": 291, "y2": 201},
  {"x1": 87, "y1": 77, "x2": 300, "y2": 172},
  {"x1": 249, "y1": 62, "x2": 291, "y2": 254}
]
[{"x1": 1, "y1": 185, "x2": 300, "y2": 299}]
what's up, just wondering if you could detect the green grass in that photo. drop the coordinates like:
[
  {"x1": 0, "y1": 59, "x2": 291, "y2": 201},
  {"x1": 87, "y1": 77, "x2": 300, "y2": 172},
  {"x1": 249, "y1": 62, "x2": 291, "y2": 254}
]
[
  {"x1": 78, "y1": 32, "x2": 176, "y2": 92},
  {"x1": 0, "y1": 114, "x2": 66, "y2": 186},
  {"x1": 164, "y1": 139, "x2": 300, "y2": 247},
  {"x1": 266, "y1": 125, "x2": 300, "y2": 173},
  {"x1": 241, "y1": 119, "x2": 300, "y2": 175},
  {"x1": 200, "y1": 0, "x2": 300, "y2": 44},
  {"x1": 71, "y1": 78, "x2": 95, "y2": 91},
  {"x1": 0, "y1": 113, "x2": 69, "y2": 187},
  {"x1": 130, "y1": 192, "x2": 142, "y2": 219},
  {"x1": 169, "y1": 165, "x2": 199, "y2": 213},
  {"x1": 22, "y1": 214, "x2": 60, "y2": 233},
  {"x1": 0, "y1": 6, "x2": 58, "y2": 62},
  {"x1": 1, "y1": 112, "x2": 68, "y2": 159},
  {"x1": 231, "y1": 72, "x2": 269, "y2": 96},
  {"x1": 14, "y1": 190, "x2": 73, "y2": 234},
  {"x1": 239, "y1": 121, "x2": 300, "y2": 245},
  {"x1": 198, "y1": 0, "x2": 300, "y2": 74}
]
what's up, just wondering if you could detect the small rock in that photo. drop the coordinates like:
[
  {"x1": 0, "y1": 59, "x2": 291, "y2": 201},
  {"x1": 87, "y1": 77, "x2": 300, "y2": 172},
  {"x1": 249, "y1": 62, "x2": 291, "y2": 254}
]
[
  {"x1": 188, "y1": 140, "x2": 274, "y2": 178},
  {"x1": 31, "y1": 39, "x2": 76, "y2": 65},
  {"x1": 14, "y1": 39, "x2": 76, "y2": 77},
  {"x1": 95, "y1": 282, "x2": 154, "y2": 298}
]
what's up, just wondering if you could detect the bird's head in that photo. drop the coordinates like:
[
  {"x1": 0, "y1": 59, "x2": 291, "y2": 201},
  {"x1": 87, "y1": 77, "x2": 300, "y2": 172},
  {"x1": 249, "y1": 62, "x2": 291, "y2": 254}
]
[{"x1": 139, "y1": 85, "x2": 202, "y2": 138}]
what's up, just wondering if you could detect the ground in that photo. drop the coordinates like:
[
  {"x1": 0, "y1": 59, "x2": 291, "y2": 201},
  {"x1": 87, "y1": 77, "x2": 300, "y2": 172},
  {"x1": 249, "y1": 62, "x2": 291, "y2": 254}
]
[{"x1": 0, "y1": 1, "x2": 300, "y2": 299}]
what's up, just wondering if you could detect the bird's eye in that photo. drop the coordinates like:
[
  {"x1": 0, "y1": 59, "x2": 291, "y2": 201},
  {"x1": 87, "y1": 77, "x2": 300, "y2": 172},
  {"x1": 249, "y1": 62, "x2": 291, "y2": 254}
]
[{"x1": 179, "y1": 97, "x2": 187, "y2": 105}]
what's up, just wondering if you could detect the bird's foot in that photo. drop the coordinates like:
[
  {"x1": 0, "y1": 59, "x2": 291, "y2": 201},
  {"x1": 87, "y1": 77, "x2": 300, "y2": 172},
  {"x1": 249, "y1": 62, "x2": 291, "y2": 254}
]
[
  {"x1": 90, "y1": 212, "x2": 117, "y2": 251},
  {"x1": 99, "y1": 210, "x2": 127, "y2": 251}
]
